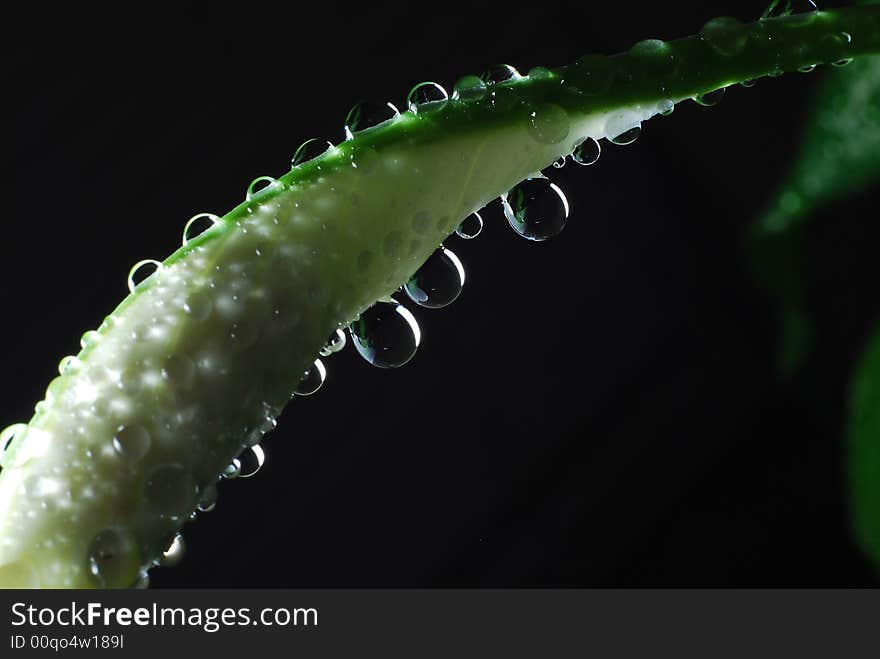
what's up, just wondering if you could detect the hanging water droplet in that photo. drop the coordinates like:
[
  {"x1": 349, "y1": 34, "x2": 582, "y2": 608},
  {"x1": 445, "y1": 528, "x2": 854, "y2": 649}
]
[
  {"x1": 799, "y1": 64, "x2": 817, "y2": 73},
  {"x1": 246, "y1": 176, "x2": 278, "y2": 201},
  {"x1": 182, "y1": 213, "x2": 221, "y2": 246},
  {"x1": 319, "y1": 329, "x2": 347, "y2": 357},
  {"x1": 127, "y1": 260, "x2": 163, "y2": 293},
  {"x1": 695, "y1": 88, "x2": 726, "y2": 107},
  {"x1": 833, "y1": 58, "x2": 853, "y2": 67},
  {"x1": 659, "y1": 100, "x2": 675, "y2": 116},
  {"x1": 762, "y1": 0, "x2": 817, "y2": 20},
  {"x1": 222, "y1": 459, "x2": 241, "y2": 479},
  {"x1": 295, "y1": 359, "x2": 326, "y2": 396},
  {"x1": 145, "y1": 463, "x2": 196, "y2": 518},
  {"x1": 455, "y1": 212, "x2": 483, "y2": 240},
  {"x1": 80, "y1": 330, "x2": 101, "y2": 349},
  {"x1": 740, "y1": 79, "x2": 757, "y2": 88},
  {"x1": 197, "y1": 484, "x2": 218, "y2": 512},
  {"x1": 159, "y1": 534, "x2": 186, "y2": 567},
  {"x1": 344, "y1": 101, "x2": 399, "y2": 139},
  {"x1": 572, "y1": 137, "x2": 601, "y2": 166},
  {"x1": 609, "y1": 126, "x2": 641, "y2": 146},
  {"x1": 113, "y1": 425, "x2": 151, "y2": 463},
  {"x1": 58, "y1": 355, "x2": 81, "y2": 375},
  {"x1": 236, "y1": 445, "x2": 265, "y2": 479},
  {"x1": 291, "y1": 139, "x2": 334, "y2": 167},
  {"x1": 552, "y1": 157, "x2": 566, "y2": 169},
  {"x1": 88, "y1": 527, "x2": 140, "y2": 588},
  {"x1": 700, "y1": 17, "x2": 748, "y2": 57},
  {"x1": 0, "y1": 424, "x2": 27, "y2": 461},
  {"x1": 407, "y1": 82, "x2": 449, "y2": 114},
  {"x1": 527, "y1": 104, "x2": 570, "y2": 145},
  {"x1": 404, "y1": 247, "x2": 466, "y2": 309},
  {"x1": 452, "y1": 75, "x2": 488, "y2": 101},
  {"x1": 502, "y1": 178, "x2": 570, "y2": 241},
  {"x1": 350, "y1": 301, "x2": 421, "y2": 369},
  {"x1": 131, "y1": 572, "x2": 150, "y2": 589},
  {"x1": 480, "y1": 64, "x2": 521, "y2": 84}
]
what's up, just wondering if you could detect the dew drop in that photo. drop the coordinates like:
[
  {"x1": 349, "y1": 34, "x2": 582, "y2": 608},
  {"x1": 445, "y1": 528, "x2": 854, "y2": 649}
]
[
  {"x1": 404, "y1": 247, "x2": 465, "y2": 309},
  {"x1": 291, "y1": 139, "x2": 334, "y2": 167},
  {"x1": 695, "y1": 88, "x2": 727, "y2": 107},
  {"x1": 572, "y1": 137, "x2": 601, "y2": 166},
  {"x1": 527, "y1": 104, "x2": 570, "y2": 145},
  {"x1": 58, "y1": 355, "x2": 81, "y2": 375},
  {"x1": 159, "y1": 534, "x2": 186, "y2": 567},
  {"x1": 246, "y1": 176, "x2": 278, "y2": 201},
  {"x1": 700, "y1": 17, "x2": 748, "y2": 57},
  {"x1": 236, "y1": 445, "x2": 265, "y2": 479},
  {"x1": 740, "y1": 79, "x2": 757, "y2": 88},
  {"x1": 344, "y1": 100, "x2": 399, "y2": 139},
  {"x1": 80, "y1": 330, "x2": 101, "y2": 349},
  {"x1": 407, "y1": 82, "x2": 449, "y2": 114},
  {"x1": 833, "y1": 58, "x2": 853, "y2": 67},
  {"x1": 183, "y1": 291, "x2": 212, "y2": 321},
  {"x1": 197, "y1": 484, "x2": 218, "y2": 513},
  {"x1": 480, "y1": 64, "x2": 521, "y2": 84},
  {"x1": 319, "y1": 329, "x2": 347, "y2": 357},
  {"x1": 88, "y1": 527, "x2": 140, "y2": 588},
  {"x1": 0, "y1": 424, "x2": 27, "y2": 462},
  {"x1": 502, "y1": 178, "x2": 570, "y2": 241},
  {"x1": 350, "y1": 302, "x2": 421, "y2": 369},
  {"x1": 182, "y1": 213, "x2": 221, "y2": 246},
  {"x1": 127, "y1": 260, "x2": 163, "y2": 293},
  {"x1": 452, "y1": 75, "x2": 488, "y2": 101},
  {"x1": 145, "y1": 463, "x2": 196, "y2": 518},
  {"x1": 295, "y1": 359, "x2": 326, "y2": 396},
  {"x1": 222, "y1": 459, "x2": 241, "y2": 479},
  {"x1": 162, "y1": 353, "x2": 196, "y2": 389},
  {"x1": 113, "y1": 425, "x2": 151, "y2": 463},
  {"x1": 455, "y1": 212, "x2": 483, "y2": 240},
  {"x1": 659, "y1": 100, "x2": 675, "y2": 116},
  {"x1": 609, "y1": 126, "x2": 641, "y2": 146}
]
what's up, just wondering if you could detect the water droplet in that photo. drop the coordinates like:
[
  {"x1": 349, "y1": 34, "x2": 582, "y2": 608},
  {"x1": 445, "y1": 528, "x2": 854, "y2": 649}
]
[
  {"x1": 350, "y1": 302, "x2": 421, "y2": 368},
  {"x1": 127, "y1": 259, "x2": 163, "y2": 293},
  {"x1": 609, "y1": 126, "x2": 641, "y2": 145},
  {"x1": 553, "y1": 157, "x2": 566, "y2": 169},
  {"x1": 798, "y1": 64, "x2": 817, "y2": 73},
  {"x1": 404, "y1": 247, "x2": 465, "y2": 309},
  {"x1": 162, "y1": 353, "x2": 196, "y2": 389},
  {"x1": 833, "y1": 58, "x2": 853, "y2": 67},
  {"x1": 183, "y1": 291, "x2": 212, "y2": 321},
  {"x1": 319, "y1": 329, "x2": 347, "y2": 357},
  {"x1": 113, "y1": 425, "x2": 151, "y2": 463},
  {"x1": 628, "y1": 38, "x2": 675, "y2": 72},
  {"x1": 407, "y1": 82, "x2": 449, "y2": 114},
  {"x1": 740, "y1": 79, "x2": 757, "y2": 88},
  {"x1": 695, "y1": 88, "x2": 727, "y2": 107},
  {"x1": 183, "y1": 213, "x2": 221, "y2": 246},
  {"x1": 452, "y1": 75, "x2": 488, "y2": 101},
  {"x1": 159, "y1": 534, "x2": 186, "y2": 567},
  {"x1": 131, "y1": 572, "x2": 150, "y2": 589},
  {"x1": 502, "y1": 178, "x2": 570, "y2": 241},
  {"x1": 0, "y1": 424, "x2": 27, "y2": 461},
  {"x1": 344, "y1": 101, "x2": 399, "y2": 139},
  {"x1": 527, "y1": 66, "x2": 552, "y2": 79},
  {"x1": 456, "y1": 212, "x2": 483, "y2": 240},
  {"x1": 527, "y1": 104, "x2": 570, "y2": 145},
  {"x1": 236, "y1": 445, "x2": 265, "y2": 478},
  {"x1": 659, "y1": 100, "x2": 675, "y2": 116},
  {"x1": 291, "y1": 139, "x2": 334, "y2": 167},
  {"x1": 197, "y1": 484, "x2": 218, "y2": 512},
  {"x1": 246, "y1": 176, "x2": 278, "y2": 201},
  {"x1": 145, "y1": 463, "x2": 196, "y2": 518},
  {"x1": 572, "y1": 137, "x2": 601, "y2": 166},
  {"x1": 88, "y1": 527, "x2": 140, "y2": 587},
  {"x1": 295, "y1": 359, "x2": 326, "y2": 396},
  {"x1": 700, "y1": 17, "x2": 748, "y2": 56},
  {"x1": 58, "y1": 355, "x2": 81, "y2": 375},
  {"x1": 222, "y1": 460, "x2": 241, "y2": 479},
  {"x1": 480, "y1": 64, "x2": 521, "y2": 84},
  {"x1": 762, "y1": 0, "x2": 817, "y2": 20},
  {"x1": 80, "y1": 330, "x2": 101, "y2": 350}
]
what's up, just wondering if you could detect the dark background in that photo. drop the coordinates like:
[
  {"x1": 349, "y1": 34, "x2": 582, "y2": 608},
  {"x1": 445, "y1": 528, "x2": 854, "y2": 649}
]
[{"x1": 6, "y1": 1, "x2": 880, "y2": 586}]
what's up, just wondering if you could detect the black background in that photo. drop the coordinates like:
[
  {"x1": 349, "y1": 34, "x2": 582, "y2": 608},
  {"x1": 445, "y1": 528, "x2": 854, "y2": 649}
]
[{"x1": 6, "y1": 1, "x2": 880, "y2": 586}]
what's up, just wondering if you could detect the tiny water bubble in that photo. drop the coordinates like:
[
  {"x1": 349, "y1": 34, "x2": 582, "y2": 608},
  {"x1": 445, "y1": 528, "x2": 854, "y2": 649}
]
[
  {"x1": 695, "y1": 88, "x2": 726, "y2": 107},
  {"x1": 182, "y1": 213, "x2": 221, "y2": 246},
  {"x1": 295, "y1": 359, "x2": 326, "y2": 396},
  {"x1": 127, "y1": 260, "x2": 163, "y2": 293},
  {"x1": 350, "y1": 301, "x2": 421, "y2": 369},
  {"x1": 452, "y1": 75, "x2": 487, "y2": 101},
  {"x1": 404, "y1": 247, "x2": 465, "y2": 309},
  {"x1": 407, "y1": 82, "x2": 449, "y2": 114},
  {"x1": 246, "y1": 176, "x2": 278, "y2": 201},
  {"x1": 572, "y1": 137, "x2": 601, "y2": 166},
  {"x1": 236, "y1": 445, "x2": 265, "y2": 478},
  {"x1": 609, "y1": 126, "x2": 641, "y2": 145},
  {"x1": 291, "y1": 139, "x2": 334, "y2": 167},
  {"x1": 480, "y1": 64, "x2": 521, "y2": 84},
  {"x1": 455, "y1": 212, "x2": 483, "y2": 240},
  {"x1": 113, "y1": 425, "x2": 151, "y2": 463},
  {"x1": 319, "y1": 329, "x2": 347, "y2": 357},
  {"x1": 502, "y1": 177, "x2": 570, "y2": 241},
  {"x1": 344, "y1": 101, "x2": 399, "y2": 139}
]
